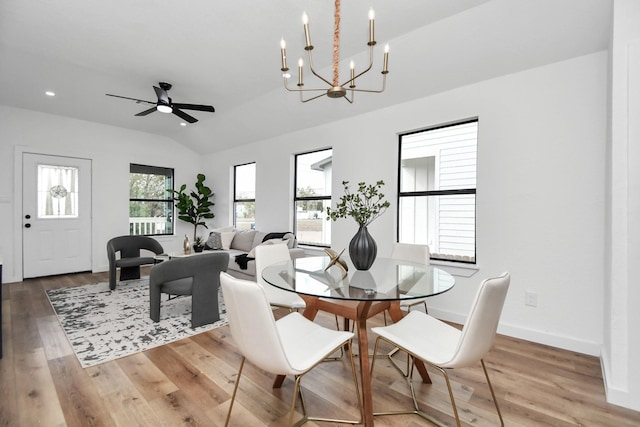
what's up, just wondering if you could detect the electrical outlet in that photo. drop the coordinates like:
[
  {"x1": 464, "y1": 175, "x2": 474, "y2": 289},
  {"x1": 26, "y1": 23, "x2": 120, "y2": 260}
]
[{"x1": 525, "y1": 291, "x2": 537, "y2": 307}]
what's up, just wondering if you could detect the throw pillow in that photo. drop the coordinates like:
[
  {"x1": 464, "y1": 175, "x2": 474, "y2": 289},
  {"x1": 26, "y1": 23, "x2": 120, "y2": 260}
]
[
  {"x1": 247, "y1": 239, "x2": 286, "y2": 258},
  {"x1": 282, "y1": 232, "x2": 296, "y2": 249},
  {"x1": 205, "y1": 232, "x2": 222, "y2": 250},
  {"x1": 221, "y1": 231, "x2": 236, "y2": 250},
  {"x1": 230, "y1": 230, "x2": 256, "y2": 252}
]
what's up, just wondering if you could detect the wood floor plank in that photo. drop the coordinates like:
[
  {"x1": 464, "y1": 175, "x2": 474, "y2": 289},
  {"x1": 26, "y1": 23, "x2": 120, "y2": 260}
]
[
  {"x1": 0, "y1": 299, "x2": 18, "y2": 427},
  {"x1": 13, "y1": 347, "x2": 66, "y2": 427},
  {"x1": 146, "y1": 389, "x2": 217, "y2": 427},
  {"x1": 117, "y1": 352, "x2": 179, "y2": 402},
  {"x1": 47, "y1": 354, "x2": 116, "y2": 427},
  {"x1": 2, "y1": 270, "x2": 640, "y2": 427},
  {"x1": 37, "y1": 314, "x2": 74, "y2": 360}
]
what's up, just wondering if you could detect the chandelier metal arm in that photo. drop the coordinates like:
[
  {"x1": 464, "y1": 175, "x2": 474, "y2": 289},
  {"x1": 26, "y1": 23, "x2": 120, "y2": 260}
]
[
  {"x1": 300, "y1": 91, "x2": 330, "y2": 103},
  {"x1": 283, "y1": 77, "x2": 333, "y2": 94},
  {"x1": 306, "y1": 50, "x2": 335, "y2": 88},
  {"x1": 339, "y1": 45, "x2": 375, "y2": 88},
  {"x1": 346, "y1": 74, "x2": 387, "y2": 94}
]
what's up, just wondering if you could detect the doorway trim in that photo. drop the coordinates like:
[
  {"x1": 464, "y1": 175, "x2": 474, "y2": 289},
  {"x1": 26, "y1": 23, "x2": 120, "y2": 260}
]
[{"x1": 13, "y1": 146, "x2": 93, "y2": 282}]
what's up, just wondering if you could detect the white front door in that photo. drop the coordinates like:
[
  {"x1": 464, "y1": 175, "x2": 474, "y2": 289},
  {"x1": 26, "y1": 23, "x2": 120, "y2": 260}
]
[{"x1": 22, "y1": 153, "x2": 92, "y2": 278}]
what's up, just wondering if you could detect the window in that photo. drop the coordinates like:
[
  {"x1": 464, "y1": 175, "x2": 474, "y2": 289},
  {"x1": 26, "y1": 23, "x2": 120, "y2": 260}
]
[
  {"x1": 129, "y1": 164, "x2": 174, "y2": 236},
  {"x1": 294, "y1": 148, "x2": 332, "y2": 246},
  {"x1": 398, "y1": 120, "x2": 478, "y2": 263},
  {"x1": 37, "y1": 164, "x2": 79, "y2": 218},
  {"x1": 234, "y1": 162, "x2": 256, "y2": 231}
]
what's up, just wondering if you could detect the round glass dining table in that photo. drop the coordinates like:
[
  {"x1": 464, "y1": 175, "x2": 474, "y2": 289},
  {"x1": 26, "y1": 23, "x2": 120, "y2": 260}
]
[{"x1": 262, "y1": 256, "x2": 455, "y2": 427}]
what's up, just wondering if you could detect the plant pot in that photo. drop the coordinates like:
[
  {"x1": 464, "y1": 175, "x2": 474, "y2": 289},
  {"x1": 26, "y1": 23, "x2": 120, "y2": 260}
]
[
  {"x1": 349, "y1": 225, "x2": 377, "y2": 270},
  {"x1": 193, "y1": 245, "x2": 204, "y2": 253}
]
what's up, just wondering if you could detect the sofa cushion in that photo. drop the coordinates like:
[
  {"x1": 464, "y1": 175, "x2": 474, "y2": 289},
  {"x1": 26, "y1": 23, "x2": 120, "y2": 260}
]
[
  {"x1": 230, "y1": 230, "x2": 256, "y2": 252},
  {"x1": 224, "y1": 249, "x2": 257, "y2": 276},
  {"x1": 247, "y1": 239, "x2": 285, "y2": 258},
  {"x1": 221, "y1": 231, "x2": 236, "y2": 250},
  {"x1": 205, "y1": 232, "x2": 223, "y2": 250},
  {"x1": 252, "y1": 231, "x2": 268, "y2": 249}
]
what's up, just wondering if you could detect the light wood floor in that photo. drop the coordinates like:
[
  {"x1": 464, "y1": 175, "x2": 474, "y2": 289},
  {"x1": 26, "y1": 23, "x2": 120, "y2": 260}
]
[{"x1": 2, "y1": 269, "x2": 640, "y2": 427}]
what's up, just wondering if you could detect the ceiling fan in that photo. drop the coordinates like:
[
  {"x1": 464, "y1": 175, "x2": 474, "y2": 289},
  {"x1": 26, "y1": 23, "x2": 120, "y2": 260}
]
[{"x1": 106, "y1": 82, "x2": 215, "y2": 123}]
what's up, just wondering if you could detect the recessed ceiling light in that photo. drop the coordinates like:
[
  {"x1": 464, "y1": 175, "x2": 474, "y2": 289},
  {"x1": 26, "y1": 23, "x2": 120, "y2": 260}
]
[
  {"x1": 180, "y1": 122, "x2": 187, "y2": 127},
  {"x1": 45, "y1": 91, "x2": 55, "y2": 97}
]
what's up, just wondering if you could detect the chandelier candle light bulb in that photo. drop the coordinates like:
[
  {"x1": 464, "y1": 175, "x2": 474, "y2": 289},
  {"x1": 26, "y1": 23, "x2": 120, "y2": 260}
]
[
  {"x1": 383, "y1": 44, "x2": 390, "y2": 74},
  {"x1": 350, "y1": 60, "x2": 355, "y2": 88},
  {"x1": 298, "y1": 58, "x2": 304, "y2": 86},
  {"x1": 280, "y1": 38, "x2": 288, "y2": 72},
  {"x1": 302, "y1": 12, "x2": 312, "y2": 49},
  {"x1": 368, "y1": 8, "x2": 375, "y2": 45}
]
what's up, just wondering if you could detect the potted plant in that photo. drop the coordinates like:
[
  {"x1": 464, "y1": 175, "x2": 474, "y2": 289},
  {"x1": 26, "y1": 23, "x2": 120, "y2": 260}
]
[
  {"x1": 193, "y1": 236, "x2": 205, "y2": 252},
  {"x1": 171, "y1": 173, "x2": 215, "y2": 243},
  {"x1": 326, "y1": 180, "x2": 390, "y2": 270}
]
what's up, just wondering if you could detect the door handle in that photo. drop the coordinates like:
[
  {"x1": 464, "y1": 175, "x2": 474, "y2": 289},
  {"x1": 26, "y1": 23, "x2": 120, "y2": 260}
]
[{"x1": 25, "y1": 223, "x2": 31, "y2": 228}]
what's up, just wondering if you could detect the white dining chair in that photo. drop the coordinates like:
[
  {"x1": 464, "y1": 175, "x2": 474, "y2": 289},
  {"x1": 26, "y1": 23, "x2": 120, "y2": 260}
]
[
  {"x1": 370, "y1": 272, "x2": 510, "y2": 427},
  {"x1": 392, "y1": 242, "x2": 431, "y2": 314},
  {"x1": 220, "y1": 272, "x2": 362, "y2": 427},
  {"x1": 255, "y1": 243, "x2": 306, "y2": 311},
  {"x1": 384, "y1": 242, "x2": 432, "y2": 374}
]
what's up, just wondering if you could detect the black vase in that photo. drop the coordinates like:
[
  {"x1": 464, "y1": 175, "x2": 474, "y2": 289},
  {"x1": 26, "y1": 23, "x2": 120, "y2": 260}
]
[{"x1": 349, "y1": 225, "x2": 377, "y2": 270}]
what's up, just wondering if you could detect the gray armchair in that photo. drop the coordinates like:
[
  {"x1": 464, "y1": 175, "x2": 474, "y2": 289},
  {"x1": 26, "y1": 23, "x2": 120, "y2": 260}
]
[
  {"x1": 149, "y1": 252, "x2": 229, "y2": 328},
  {"x1": 107, "y1": 235, "x2": 164, "y2": 290}
]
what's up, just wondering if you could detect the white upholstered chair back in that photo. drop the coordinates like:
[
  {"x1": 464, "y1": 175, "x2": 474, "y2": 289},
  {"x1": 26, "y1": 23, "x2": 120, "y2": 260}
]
[
  {"x1": 391, "y1": 243, "x2": 430, "y2": 265},
  {"x1": 254, "y1": 243, "x2": 305, "y2": 310},
  {"x1": 444, "y1": 272, "x2": 510, "y2": 368},
  {"x1": 219, "y1": 272, "x2": 295, "y2": 375}
]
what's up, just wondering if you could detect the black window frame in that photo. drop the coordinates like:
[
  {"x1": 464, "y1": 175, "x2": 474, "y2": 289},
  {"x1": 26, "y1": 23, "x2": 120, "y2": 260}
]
[
  {"x1": 293, "y1": 148, "x2": 332, "y2": 247},
  {"x1": 233, "y1": 162, "x2": 256, "y2": 231},
  {"x1": 129, "y1": 163, "x2": 174, "y2": 236},
  {"x1": 397, "y1": 118, "x2": 478, "y2": 264}
]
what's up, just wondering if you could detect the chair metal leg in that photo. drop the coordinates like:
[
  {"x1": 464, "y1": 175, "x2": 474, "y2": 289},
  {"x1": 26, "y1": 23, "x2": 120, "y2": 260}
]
[
  {"x1": 436, "y1": 366, "x2": 462, "y2": 427},
  {"x1": 370, "y1": 336, "x2": 462, "y2": 427},
  {"x1": 283, "y1": 342, "x2": 364, "y2": 427},
  {"x1": 225, "y1": 356, "x2": 246, "y2": 427},
  {"x1": 372, "y1": 338, "x2": 505, "y2": 426},
  {"x1": 481, "y1": 359, "x2": 505, "y2": 426}
]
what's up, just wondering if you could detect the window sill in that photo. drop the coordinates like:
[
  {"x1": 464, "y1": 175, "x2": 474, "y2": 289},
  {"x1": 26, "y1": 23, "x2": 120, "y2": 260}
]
[
  {"x1": 430, "y1": 260, "x2": 479, "y2": 278},
  {"x1": 299, "y1": 246, "x2": 479, "y2": 279}
]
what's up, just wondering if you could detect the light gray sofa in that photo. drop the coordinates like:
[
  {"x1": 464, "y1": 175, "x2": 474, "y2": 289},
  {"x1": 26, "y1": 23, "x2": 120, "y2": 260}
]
[{"x1": 205, "y1": 229, "x2": 305, "y2": 280}]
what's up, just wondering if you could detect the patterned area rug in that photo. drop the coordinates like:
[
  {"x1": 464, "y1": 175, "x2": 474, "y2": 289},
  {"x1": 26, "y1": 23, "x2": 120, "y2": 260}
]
[{"x1": 46, "y1": 278, "x2": 227, "y2": 368}]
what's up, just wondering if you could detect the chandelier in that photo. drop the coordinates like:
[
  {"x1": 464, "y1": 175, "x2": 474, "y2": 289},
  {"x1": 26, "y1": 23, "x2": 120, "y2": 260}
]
[{"x1": 279, "y1": 0, "x2": 389, "y2": 103}]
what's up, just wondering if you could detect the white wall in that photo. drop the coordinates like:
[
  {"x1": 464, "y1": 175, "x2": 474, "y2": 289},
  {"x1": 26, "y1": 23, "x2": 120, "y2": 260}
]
[
  {"x1": 204, "y1": 51, "x2": 608, "y2": 357},
  {"x1": 0, "y1": 106, "x2": 203, "y2": 283},
  {"x1": 603, "y1": 0, "x2": 640, "y2": 411}
]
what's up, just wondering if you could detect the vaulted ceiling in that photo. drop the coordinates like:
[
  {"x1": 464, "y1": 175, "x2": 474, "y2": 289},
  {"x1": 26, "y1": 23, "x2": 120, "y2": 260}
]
[{"x1": 0, "y1": 0, "x2": 611, "y2": 154}]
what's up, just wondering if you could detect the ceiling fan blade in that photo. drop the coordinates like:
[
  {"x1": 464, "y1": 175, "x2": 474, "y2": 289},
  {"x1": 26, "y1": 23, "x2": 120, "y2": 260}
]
[
  {"x1": 172, "y1": 103, "x2": 215, "y2": 113},
  {"x1": 105, "y1": 94, "x2": 155, "y2": 105},
  {"x1": 172, "y1": 108, "x2": 198, "y2": 123},
  {"x1": 135, "y1": 107, "x2": 157, "y2": 117},
  {"x1": 153, "y1": 86, "x2": 170, "y2": 104}
]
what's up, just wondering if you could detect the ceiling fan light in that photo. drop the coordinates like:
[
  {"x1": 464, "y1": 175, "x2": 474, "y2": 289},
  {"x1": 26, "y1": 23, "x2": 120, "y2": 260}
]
[{"x1": 157, "y1": 104, "x2": 172, "y2": 113}]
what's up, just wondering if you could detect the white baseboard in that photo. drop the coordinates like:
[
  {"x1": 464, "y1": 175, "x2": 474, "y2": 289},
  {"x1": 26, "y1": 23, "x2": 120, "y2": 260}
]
[
  {"x1": 600, "y1": 349, "x2": 640, "y2": 411},
  {"x1": 428, "y1": 307, "x2": 601, "y2": 357}
]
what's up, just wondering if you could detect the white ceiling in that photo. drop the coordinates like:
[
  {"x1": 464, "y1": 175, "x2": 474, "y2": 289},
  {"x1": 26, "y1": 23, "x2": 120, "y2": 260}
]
[{"x1": 0, "y1": 0, "x2": 611, "y2": 154}]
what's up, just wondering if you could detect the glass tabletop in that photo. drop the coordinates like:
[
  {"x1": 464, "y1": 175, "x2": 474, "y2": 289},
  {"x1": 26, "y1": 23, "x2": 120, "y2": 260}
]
[{"x1": 261, "y1": 256, "x2": 455, "y2": 302}]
